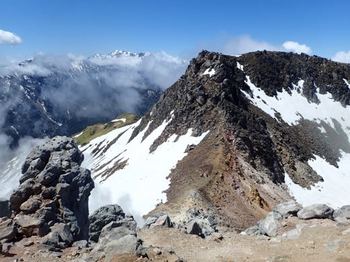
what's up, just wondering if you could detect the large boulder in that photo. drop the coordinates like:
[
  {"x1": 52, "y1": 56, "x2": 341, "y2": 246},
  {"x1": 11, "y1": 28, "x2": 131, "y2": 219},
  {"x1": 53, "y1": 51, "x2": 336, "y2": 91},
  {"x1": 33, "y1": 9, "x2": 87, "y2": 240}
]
[
  {"x1": 42, "y1": 223, "x2": 74, "y2": 249},
  {"x1": 144, "y1": 214, "x2": 173, "y2": 229},
  {"x1": 273, "y1": 201, "x2": 302, "y2": 217},
  {"x1": 258, "y1": 211, "x2": 282, "y2": 237},
  {"x1": 177, "y1": 208, "x2": 217, "y2": 237},
  {"x1": 7, "y1": 136, "x2": 94, "y2": 247},
  {"x1": 90, "y1": 212, "x2": 142, "y2": 261},
  {"x1": 150, "y1": 215, "x2": 173, "y2": 228},
  {"x1": 89, "y1": 204, "x2": 126, "y2": 242},
  {"x1": 333, "y1": 205, "x2": 350, "y2": 223},
  {"x1": 0, "y1": 219, "x2": 17, "y2": 242},
  {"x1": 186, "y1": 221, "x2": 203, "y2": 236},
  {"x1": 297, "y1": 204, "x2": 334, "y2": 220},
  {"x1": 242, "y1": 225, "x2": 262, "y2": 236}
]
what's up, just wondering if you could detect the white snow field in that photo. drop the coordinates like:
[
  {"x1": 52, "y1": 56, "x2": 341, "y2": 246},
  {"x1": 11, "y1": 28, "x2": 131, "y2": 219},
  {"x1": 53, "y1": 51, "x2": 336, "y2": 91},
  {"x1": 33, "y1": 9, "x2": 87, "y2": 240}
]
[
  {"x1": 238, "y1": 62, "x2": 350, "y2": 208},
  {"x1": 81, "y1": 114, "x2": 209, "y2": 222},
  {"x1": 0, "y1": 138, "x2": 45, "y2": 199}
]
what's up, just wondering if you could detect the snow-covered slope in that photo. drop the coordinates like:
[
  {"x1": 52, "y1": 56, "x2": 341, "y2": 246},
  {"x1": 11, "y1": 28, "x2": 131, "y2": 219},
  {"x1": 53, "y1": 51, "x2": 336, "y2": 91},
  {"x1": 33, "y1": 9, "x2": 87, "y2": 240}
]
[
  {"x1": 81, "y1": 112, "x2": 209, "y2": 221},
  {"x1": 0, "y1": 137, "x2": 44, "y2": 199},
  {"x1": 239, "y1": 61, "x2": 350, "y2": 209}
]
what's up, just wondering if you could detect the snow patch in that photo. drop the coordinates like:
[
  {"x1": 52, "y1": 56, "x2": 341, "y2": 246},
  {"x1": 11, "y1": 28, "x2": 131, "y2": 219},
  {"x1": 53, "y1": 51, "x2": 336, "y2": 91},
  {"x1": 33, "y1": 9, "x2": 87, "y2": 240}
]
[
  {"x1": 344, "y1": 79, "x2": 350, "y2": 89},
  {"x1": 242, "y1": 76, "x2": 350, "y2": 136},
  {"x1": 73, "y1": 131, "x2": 83, "y2": 138},
  {"x1": 111, "y1": 117, "x2": 126, "y2": 123},
  {"x1": 237, "y1": 61, "x2": 244, "y2": 71},
  {"x1": 285, "y1": 153, "x2": 350, "y2": 208},
  {"x1": 202, "y1": 68, "x2": 216, "y2": 77}
]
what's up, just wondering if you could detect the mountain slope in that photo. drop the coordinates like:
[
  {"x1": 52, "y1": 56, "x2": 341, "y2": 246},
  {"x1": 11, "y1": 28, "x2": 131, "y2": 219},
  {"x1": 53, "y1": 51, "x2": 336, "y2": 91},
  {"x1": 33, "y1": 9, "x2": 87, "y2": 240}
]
[{"x1": 82, "y1": 50, "x2": 350, "y2": 229}]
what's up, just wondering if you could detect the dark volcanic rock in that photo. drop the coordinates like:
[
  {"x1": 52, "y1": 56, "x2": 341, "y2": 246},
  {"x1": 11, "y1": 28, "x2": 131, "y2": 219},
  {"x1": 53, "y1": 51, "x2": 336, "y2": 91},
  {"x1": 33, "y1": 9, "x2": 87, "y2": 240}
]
[
  {"x1": 42, "y1": 223, "x2": 74, "y2": 249},
  {"x1": 90, "y1": 206, "x2": 142, "y2": 260},
  {"x1": 89, "y1": 204, "x2": 126, "y2": 242},
  {"x1": 6, "y1": 136, "x2": 94, "y2": 247},
  {"x1": 0, "y1": 199, "x2": 11, "y2": 218},
  {"x1": 186, "y1": 221, "x2": 203, "y2": 236},
  {"x1": 0, "y1": 219, "x2": 17, "y2": 242}
]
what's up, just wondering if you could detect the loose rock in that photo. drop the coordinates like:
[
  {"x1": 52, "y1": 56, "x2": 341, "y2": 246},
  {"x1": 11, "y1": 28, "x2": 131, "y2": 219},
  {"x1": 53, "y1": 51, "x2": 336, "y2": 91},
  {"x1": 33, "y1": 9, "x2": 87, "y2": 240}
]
[
  {"x1": 89, "y1": 204, "x2": 126, "y2": 242},
  {"x1": 258, "y1": 211, "x2": 282, "y2": 237},
  {"x1": 274, "y1": 201, "x2": 302, "y2": 217},
  {"x1": 297, "y1": 204, "x2": 334, "y2": 220}
]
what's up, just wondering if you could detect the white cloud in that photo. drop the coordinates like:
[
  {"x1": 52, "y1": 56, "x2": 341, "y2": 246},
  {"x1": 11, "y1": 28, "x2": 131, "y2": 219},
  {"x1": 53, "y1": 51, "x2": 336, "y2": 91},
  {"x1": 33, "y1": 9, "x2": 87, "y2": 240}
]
[
  {"x1": 223, "y1": 35, "x2": 279, "y2": 55},
  {"x1": 220, "y1": 35, "x2": 311, "y2": 56},
  {"x1": 282, "y1": 41, "x2": 312, "y2": 54},
  {"x1": 332, "y1": 51, "x2": 350, "y2": 63},
  {"x1": 0, "y1": 29, "x2": 22, "y2": 45}
]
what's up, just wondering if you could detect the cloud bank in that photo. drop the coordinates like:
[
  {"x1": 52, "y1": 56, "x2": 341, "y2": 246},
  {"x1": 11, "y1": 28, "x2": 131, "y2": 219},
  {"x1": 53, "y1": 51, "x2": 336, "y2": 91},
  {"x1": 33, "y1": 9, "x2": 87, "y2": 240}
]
[
  {"x1": 332, "y1": 51, "x2": 350, "y2": 63},
  {"x1": 0, "y1": 29, "x2": 22, "y2": 45},
  {"x1": 223, "y1": 35, "x2": 278, "y2": 55},
  {"x1": 221, "y1": 35, "x2": 312, "y2": 55},
  {"x1": 282, "y1": 41, "x2": 312, "y2": 54}
]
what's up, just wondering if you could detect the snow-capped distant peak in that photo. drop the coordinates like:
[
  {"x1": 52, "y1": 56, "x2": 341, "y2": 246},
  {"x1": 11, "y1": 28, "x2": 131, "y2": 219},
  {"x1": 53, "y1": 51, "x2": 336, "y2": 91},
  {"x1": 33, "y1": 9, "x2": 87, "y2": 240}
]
[
  {"x1": 109, "y1": 50, "x2": 146, "y2": 57},
  {"x1": 90, "y1": 50, "x2": 149, "y2": 61}
]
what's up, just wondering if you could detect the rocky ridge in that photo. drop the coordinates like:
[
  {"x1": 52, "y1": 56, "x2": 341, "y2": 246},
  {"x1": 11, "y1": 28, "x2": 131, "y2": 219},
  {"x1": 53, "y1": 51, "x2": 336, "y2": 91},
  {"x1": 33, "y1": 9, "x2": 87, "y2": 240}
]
[
  {"x1": 124, "y1": 50, "x2": 350, "y2": 230},
  {"x1": 79, "y1": 50, "x2": 350, "y2": 232}
]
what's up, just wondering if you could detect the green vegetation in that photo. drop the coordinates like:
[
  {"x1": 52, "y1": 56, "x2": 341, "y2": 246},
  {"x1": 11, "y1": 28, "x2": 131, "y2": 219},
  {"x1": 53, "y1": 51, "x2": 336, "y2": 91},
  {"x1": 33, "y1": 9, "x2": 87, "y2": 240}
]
[{"x1": 74, "y1": 113, "x2": 139, "y2": 146}]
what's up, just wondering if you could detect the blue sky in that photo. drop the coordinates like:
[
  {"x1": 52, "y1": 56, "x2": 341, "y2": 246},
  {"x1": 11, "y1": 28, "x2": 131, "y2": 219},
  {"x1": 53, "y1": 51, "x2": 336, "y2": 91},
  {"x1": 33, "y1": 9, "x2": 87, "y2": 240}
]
[{"x1": 1, "y1": 0, "x2": 350, "y2": 60}]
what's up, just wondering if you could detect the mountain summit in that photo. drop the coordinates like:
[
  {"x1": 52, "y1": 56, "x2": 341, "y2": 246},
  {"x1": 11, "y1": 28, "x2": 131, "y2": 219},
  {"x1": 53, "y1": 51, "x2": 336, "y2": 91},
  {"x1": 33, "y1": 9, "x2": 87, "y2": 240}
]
[{"x1": 81, "y1": 50, "x2": 350, "y2": 229}]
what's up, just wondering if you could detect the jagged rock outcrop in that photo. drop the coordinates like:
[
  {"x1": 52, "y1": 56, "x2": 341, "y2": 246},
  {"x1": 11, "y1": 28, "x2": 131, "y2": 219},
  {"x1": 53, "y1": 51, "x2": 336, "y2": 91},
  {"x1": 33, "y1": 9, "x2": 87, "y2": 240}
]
[{"x1": 0, "y1": 136, "x2": 94, "y2": 249}]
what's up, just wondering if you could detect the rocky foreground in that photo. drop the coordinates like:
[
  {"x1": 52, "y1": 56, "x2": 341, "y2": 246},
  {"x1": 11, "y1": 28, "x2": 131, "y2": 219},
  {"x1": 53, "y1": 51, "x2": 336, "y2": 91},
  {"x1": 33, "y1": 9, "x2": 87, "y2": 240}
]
[{"x1": 0, "y1": 137, "x2": 350, "y2": 262}]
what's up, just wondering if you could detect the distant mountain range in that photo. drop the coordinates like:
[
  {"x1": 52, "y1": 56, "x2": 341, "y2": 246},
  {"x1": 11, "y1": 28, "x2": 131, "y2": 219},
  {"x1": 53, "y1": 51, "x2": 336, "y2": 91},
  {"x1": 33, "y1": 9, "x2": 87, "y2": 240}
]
[{"x1": 0, "y1": 50, "x2": 187, "y2": 147}]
